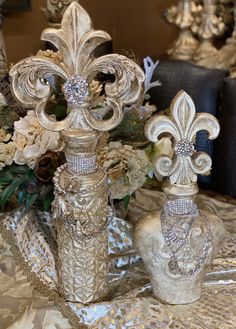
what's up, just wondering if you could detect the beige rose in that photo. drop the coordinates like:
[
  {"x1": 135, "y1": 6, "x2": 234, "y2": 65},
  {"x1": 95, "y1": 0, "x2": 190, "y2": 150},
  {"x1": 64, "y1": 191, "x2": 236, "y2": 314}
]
[
  {"x1": 98, "y1": 142, "x2": 149, "y2": 199},
  {"x1": 13, "y1": 110, "x2": 64, "y2": 168},
  {"x1": 0, "y1": 142, "x2": 16, "y2": 170}
]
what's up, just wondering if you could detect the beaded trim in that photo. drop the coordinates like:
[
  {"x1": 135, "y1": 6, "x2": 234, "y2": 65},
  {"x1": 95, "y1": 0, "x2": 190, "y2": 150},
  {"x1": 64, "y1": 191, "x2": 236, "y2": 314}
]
[{"x1": 53, "y1": 164, "x2": 106, "y2": 195}]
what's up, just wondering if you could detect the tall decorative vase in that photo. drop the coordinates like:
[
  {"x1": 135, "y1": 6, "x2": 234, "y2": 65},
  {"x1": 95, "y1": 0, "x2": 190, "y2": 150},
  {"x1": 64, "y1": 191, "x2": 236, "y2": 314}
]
[
  {"x1": 134, "y1": 91, "x2": 226, "y2": 304},
  {"x1": 10, "y1": 2, "x2": 144, "y2": 303}
]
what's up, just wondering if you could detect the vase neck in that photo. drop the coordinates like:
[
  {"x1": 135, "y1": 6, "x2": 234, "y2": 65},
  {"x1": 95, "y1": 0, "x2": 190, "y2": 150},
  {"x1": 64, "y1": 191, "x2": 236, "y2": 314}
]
[{"x1": 61, "y1": 129, "x2": 100, "y2": 175}]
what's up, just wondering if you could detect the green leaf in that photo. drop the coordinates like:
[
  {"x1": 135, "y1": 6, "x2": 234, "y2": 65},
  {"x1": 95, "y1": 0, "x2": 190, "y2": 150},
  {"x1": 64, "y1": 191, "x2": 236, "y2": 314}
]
[
  {"x1": 0, "y1": 172, "x2": 13, "y2": 185},
  {"x1": 42, "y1": 193, "x2": 54, "y2": 211},
  {"x1": 8, "y1": 165, "x2": 29, "y2": 175},
  {"x1": 26, "y1": 193, "x2": 38, "y2": 210},
  {"x1": 1, "y1": 177, "x2": 26, "y2": 209},
  {"x1": 123, "y1": 195, "x2": 131, "y2": 210}
]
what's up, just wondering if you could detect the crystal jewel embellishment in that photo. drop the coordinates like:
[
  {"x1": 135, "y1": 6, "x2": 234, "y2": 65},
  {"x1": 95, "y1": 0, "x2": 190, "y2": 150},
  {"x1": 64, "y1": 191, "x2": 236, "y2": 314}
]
[
  {"x1": 174, "y1": 139, "x2": 195, "y2": 157},
  {"x1": 63, "y1": 75, "x2": 89, "y2": 106}
]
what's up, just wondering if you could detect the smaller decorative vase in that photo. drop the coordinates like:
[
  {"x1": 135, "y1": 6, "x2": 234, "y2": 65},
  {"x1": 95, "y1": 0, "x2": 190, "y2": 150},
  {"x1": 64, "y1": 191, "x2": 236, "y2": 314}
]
[{"x1": 134, "y1": 91, "x2": 226, "y2": 305}]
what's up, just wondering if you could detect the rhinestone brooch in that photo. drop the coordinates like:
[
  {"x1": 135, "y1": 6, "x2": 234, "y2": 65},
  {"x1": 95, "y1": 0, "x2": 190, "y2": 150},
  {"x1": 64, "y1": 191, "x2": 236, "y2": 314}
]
[
  {"x1": 174, "y1": 139, "x2": 195, "y2": 157},
  {"x1": 63, "y1": 75, "x2": 89, "y2": 106}
]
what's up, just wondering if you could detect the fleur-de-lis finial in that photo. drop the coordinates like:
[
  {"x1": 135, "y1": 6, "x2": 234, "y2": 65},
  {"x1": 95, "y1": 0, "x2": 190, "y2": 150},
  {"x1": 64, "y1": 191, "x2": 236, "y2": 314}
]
[
  {"x1": 10, "y1": 2, "x2": 145, "y2": 134},
  {"x1": 145, "y1": 91, "x2": 220, "y2": 194}
]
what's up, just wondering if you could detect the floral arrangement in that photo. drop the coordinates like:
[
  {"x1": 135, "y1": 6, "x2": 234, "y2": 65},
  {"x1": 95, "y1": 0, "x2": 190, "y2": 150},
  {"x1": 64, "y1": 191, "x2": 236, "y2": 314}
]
[{"x1": 0, "y1": 56, "x2": 171, "y2": 211}]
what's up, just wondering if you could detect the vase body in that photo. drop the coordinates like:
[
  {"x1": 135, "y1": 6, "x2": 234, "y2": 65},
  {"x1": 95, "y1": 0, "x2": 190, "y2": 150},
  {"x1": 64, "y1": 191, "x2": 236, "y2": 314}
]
[
  {"x1": 52, "y1": 131, "x2": 109, "y2": 303},
  {"x1": 134, "y1": 197, "x2": 226, "y2": 304}
]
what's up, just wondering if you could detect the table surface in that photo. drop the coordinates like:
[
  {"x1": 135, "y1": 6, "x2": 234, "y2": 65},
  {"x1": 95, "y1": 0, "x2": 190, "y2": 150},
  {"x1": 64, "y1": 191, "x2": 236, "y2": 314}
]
[{"x1": 1, "y1": 188, "x2": 236, "y2": 329}]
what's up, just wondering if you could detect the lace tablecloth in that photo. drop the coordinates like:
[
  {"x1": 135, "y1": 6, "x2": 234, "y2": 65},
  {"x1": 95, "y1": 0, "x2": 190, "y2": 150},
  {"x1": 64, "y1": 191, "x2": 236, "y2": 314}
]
[{"x1": 0, "y1": 189, "x2": 236, "y2": 329}]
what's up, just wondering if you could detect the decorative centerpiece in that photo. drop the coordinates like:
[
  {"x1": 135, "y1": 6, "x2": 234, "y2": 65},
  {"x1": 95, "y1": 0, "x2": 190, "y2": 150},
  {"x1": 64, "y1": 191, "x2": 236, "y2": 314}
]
[
  {"x1": 165, "y1": 0, "x2": 200, "y2": 60},
  {"x1": 10, "y1": 2, "x2": 144, "y2": 304},
  {"x1": 42, "y1": 0, "x2": 78, "y2": 27},
  {"x1": 134, "y1": 91, "x2": 226, "y2": 304},
  {"x1": 193, "y1": 0, "x2": 225, "y2": 63},
  {"x1": 199, "y1": 1, "x2": 236, "y2": 71}
]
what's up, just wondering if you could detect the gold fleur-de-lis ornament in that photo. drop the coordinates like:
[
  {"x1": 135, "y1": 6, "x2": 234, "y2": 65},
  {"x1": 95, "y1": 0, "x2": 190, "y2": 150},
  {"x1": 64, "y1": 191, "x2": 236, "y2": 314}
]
[
  {"x1": 10, "y1": 2, "x2": 145, "y2": 304},
  {"x1": 134, "y1": 91, "x2": 226, "y2": 305}
]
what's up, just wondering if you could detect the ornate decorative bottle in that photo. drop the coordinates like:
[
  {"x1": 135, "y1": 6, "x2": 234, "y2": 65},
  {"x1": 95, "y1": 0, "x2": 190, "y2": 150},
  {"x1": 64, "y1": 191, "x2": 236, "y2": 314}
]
[
  {"x1": 134, "y1": 91, "x2": 226, "y2": 304},
  {"x1": 10, "y1": 2, "x2": 144, "y2": 303}
]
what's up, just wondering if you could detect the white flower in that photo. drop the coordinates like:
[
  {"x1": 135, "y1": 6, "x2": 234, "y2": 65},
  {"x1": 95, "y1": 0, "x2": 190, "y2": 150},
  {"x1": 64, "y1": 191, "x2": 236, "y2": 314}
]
[
  {"x1": 0, "y1": 142, "x2": 15, "y2": 170},
  {"x1": 12, "y1": 110, "x2": 64, "y2": 168},
  {"x1": 98, "y1": 142, "x2": 149, "y2": 199}
]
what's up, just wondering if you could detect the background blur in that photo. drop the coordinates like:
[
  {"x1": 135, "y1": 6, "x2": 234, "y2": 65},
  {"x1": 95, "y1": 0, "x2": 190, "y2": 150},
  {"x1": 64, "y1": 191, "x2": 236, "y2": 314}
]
[{"x1": 3, "y1": 0, "x2": 178, "y2": 64}]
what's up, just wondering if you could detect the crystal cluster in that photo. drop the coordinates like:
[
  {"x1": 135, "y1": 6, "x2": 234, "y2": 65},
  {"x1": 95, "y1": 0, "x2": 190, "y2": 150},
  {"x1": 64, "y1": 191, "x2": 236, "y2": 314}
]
[
  {"x1": 174, "y1": 139, "x2": 195, "y2": 157},
  {"x1": 63, "y1": 75, "x2": 89, "y2": 106}
]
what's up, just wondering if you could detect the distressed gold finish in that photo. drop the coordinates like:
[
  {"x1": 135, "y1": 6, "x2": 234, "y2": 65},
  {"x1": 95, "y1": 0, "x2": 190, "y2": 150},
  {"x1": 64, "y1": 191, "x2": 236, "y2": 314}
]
[
  {"x1": 166, "y1": 0, "x2": 200, "y2": 60},
  {"x1": 135, "y1": 91, "x2": 226, "y2": 304},
  {"x1": 10, "y1": 2, "x2": 144, "y2": 304}
]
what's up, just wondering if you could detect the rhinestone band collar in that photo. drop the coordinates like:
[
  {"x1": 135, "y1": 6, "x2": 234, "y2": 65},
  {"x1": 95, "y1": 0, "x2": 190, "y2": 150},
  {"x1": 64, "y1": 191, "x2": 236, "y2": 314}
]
[
  {"x1": 66, "y1": 154, "x2": 97, "y2": 174},
  {"x1": 166, "y1": 199, "x2": 197, "y2": 215}
]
